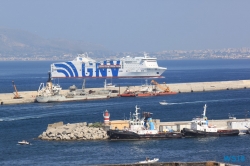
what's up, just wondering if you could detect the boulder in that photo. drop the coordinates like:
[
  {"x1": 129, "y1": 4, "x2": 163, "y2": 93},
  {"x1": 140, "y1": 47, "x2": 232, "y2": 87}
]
[{"x1": 62, "y1": 131, "x2": 67, "y2": 135}]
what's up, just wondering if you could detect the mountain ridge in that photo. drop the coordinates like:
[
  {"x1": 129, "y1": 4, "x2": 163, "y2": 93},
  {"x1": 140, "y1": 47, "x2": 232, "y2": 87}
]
[{"x1": 0, "y1": 27, "x2": 113, "y2": 59}]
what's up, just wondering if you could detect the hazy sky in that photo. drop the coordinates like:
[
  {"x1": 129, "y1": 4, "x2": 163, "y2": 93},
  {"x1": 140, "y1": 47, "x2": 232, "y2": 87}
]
[{"x1": 1, "y1": 1, "x2": 250, "y2": 52}]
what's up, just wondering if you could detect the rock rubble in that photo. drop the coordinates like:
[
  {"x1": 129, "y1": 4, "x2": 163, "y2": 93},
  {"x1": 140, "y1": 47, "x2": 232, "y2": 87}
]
[{"x1": 38, "y1": 122, "x2": 109, "y2": 141}]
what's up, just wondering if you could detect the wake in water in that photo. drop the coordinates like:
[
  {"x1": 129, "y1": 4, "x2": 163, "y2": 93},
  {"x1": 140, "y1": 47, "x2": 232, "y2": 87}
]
[
  {"x1": 162, "y1": 97, "x2": 250, "y2": 105},
  {"x1": 0, "y1": 101, "x2": 129, "y2": 122},
  {"x1": 1, "y1": 97, "x2": 250, "y2": 122}
]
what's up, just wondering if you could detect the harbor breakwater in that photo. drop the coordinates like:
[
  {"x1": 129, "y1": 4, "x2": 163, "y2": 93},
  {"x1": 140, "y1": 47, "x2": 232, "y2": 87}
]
[
  {"x1": 38, "y1": 118, "x2": 250, "y2": 141},
  {"x1": 1, "y1": 79, "x2": 250, "y2": 105},
  {"x1": 38, "y1": 122, "x2": 109, "y2": 141}
]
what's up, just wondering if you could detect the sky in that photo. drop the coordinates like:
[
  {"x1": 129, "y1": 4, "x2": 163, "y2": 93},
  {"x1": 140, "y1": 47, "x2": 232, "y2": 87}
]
[{"x1": 1, "y1": 0, "x2": 250, "y2": 52}]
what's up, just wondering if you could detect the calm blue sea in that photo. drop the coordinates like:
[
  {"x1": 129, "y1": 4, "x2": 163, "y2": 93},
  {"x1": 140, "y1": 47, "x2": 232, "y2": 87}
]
[{"x1": 0, "y1": 59, "x2": 250, "y2": 166}]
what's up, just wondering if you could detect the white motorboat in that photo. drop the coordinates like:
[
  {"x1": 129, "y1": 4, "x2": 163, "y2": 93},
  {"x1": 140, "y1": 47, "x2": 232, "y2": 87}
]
[
  {"x1": 139, "y1": 158, "x2": 159, "y2": 163},
  {"x1": 159, "y1": 100, "x2": 168, "y2": 105},
  {"x1": 18, "y1": 140, "x2": 30, "y2": 145}
]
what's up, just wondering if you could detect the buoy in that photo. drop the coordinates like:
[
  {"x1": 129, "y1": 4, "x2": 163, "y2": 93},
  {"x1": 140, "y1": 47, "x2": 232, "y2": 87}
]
[{"x1": 103, "y1": 110, "x2": 110, "y2": 125}]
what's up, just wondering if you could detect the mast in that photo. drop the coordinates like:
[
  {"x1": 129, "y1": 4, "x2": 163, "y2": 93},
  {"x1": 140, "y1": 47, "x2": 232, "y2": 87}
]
[
  {"x1": 202, "y1": 104, "x2": 207, "y2": 119},
  {"x1": 82, "y1": 79, "x2": 86, "y2": 89},
  {"x1": 104, "y1": 79, "x2": 107, "y2": 89},
  {"x1": 134, "y1": 105, "x2": 140, "y2": 121}
]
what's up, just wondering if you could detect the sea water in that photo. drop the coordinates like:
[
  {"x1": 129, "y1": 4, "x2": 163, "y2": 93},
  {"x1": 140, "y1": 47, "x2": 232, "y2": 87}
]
[{"x1": 0, "y1": 59, "x2": 250, "y2": 165}]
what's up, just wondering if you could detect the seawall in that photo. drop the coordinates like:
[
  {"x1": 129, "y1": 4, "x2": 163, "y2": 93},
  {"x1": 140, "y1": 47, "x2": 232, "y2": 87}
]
[{"x1": 1, "y1": 79, "x2": 250, "y2": 105}]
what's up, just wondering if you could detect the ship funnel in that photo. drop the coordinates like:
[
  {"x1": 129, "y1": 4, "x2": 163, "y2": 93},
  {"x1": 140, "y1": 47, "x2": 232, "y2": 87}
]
[{"x1": 47, "y1": 72, "x2": 52, "y2": 82}]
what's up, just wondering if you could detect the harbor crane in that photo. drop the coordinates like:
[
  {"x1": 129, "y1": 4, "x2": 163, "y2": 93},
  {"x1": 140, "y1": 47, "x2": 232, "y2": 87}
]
[
  {"x1": 150, "y1": 80, "x2": 171, "y2": 92},
  {"x1": 12, "y1": 81, "x2": 22, "y2": 99}
]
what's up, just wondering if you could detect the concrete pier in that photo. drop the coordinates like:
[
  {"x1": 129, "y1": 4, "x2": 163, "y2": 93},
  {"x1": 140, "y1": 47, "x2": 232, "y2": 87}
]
[{"x1": 0, "y1": 79, "x2": 250, "y2": 105}]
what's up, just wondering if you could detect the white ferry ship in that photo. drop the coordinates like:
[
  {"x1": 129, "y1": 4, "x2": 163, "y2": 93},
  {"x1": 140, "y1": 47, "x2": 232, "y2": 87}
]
[{"x1": 50, "y1": 53, "x2": 166, "y2": 78}]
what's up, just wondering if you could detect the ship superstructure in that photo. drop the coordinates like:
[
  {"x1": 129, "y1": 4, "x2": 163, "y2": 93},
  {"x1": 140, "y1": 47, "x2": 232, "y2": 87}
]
[
  {"x1": 107, "y1": 105, "x2": 183, "y2": 140},
  {"x1": 50, "y1": 53, "x2": 166, "y2": 78}
]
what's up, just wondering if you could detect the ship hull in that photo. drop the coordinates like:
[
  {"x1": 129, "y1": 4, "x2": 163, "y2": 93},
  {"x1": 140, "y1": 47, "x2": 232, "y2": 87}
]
[
  {"x1": 107, "y1": 130, "x2": 183, "y2": 140},
  {"x1": 136, "y1": 92, "x2": 177, "y2": 97},
  {"x1": 36, "y1": 94, "x2": 109, "y2": 103},
  {"x1": 181, "y1": 128, "x2": 239, "y2": 137},
  {"x1": 119, "y1": 93, "x2": 136, "y2": 97},
  {"x1": 154, "y1": 92, "x2": 177, "y2": 96}
]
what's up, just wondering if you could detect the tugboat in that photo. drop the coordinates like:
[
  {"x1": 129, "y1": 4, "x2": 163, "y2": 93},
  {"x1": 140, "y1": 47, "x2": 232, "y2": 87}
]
[
  {"x1": 181, "y1": 104, "x2": 239, "y2": 137},
  {"x1": 107, "y1": 105, "x2": 182, "y2": 140}
]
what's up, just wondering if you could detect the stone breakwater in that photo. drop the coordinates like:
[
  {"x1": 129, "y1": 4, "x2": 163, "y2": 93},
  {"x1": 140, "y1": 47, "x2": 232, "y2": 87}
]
[{"x1": 38, "y1": 122, "x2": 109, "y2": 141}]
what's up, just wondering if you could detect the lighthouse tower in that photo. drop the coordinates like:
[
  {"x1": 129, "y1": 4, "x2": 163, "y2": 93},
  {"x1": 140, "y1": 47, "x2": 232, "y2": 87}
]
[{"x1": 103, "y1": 110, "x2": 110, "y2": 125}]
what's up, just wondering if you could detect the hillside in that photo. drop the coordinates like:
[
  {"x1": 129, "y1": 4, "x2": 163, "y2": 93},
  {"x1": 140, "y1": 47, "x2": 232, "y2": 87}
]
[{"x1": 0, "y1": 28, "x2": 113, "y2": 60}]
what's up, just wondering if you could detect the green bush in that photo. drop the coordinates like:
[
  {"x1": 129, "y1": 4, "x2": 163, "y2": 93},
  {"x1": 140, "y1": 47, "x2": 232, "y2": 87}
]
[{"x1": 89, "y1": 122, "x2": 103, "y2": 128}]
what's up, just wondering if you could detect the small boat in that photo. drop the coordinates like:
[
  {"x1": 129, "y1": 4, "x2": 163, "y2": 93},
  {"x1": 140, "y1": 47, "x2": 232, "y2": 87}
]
[
  {"x1": 18, "y1": 140, "x2": 30, "y2": 145},
  {"x1": 119, "y1": 87, "x2": 136, "y2": 97},
  {"x1": 104, "y1": 79, "x2": 115, "y2": 89},
  {"x1": 139, "y1": 158, "x2": 159, "y2": 163},
  {"x1": 181, "y1": 104, "x2": 239, "y2": 137},
  {"x1": 159, "y1": 100, "x2": 168, "y2": 105},
  {"x1": 106, "y1": 83, "x2": 115, "y2": 88}
]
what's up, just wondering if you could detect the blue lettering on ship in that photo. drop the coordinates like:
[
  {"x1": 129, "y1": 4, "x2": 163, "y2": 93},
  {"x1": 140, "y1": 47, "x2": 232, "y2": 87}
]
[
  {"x1": 110, "y1": 60, "x2": 120, "y2": 77},
  {"x1": 96, "y1": 62, "x2": 107, "y2": 77},
  {"x1": 80, "y1": 61, "x2": 120, "y2": 77},
  {"x1": 82, "y1": 63, "x2": 93, "y2": 77}
]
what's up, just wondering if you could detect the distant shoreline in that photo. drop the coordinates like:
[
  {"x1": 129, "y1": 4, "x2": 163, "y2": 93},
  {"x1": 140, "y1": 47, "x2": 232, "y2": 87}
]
[{"x1": 1, "y1": 57, "x2": 250, "y2": 61}]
